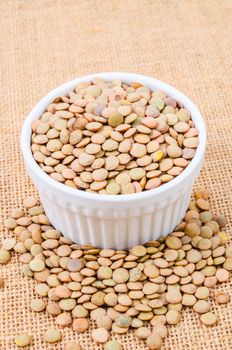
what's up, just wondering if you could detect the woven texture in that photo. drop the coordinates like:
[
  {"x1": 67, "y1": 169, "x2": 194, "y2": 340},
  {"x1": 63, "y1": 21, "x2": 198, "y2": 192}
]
[{"x1": 1, "y1": 0, "x2": 232, "y2": 349}]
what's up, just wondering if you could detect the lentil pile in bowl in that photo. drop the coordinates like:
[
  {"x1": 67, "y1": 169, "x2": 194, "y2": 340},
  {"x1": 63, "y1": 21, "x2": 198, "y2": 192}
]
[{"x1": 31, "y1": 77, "x2": 199, "y2": 195}]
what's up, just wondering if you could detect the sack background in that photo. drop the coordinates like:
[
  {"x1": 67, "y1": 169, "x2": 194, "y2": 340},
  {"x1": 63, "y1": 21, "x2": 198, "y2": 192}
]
[{"x1": 0, "y1": 1, "x2": 232, "y2": 349}]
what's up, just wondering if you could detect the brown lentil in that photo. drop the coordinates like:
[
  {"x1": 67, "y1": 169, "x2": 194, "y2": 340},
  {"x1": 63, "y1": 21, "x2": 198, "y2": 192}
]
[
  {"x1": 135, "y1": 327, "x2": 152, "y2": 339},
  {"x1": 44, "y1": 328, "x2": 62, "y2": 343},
  {"x1": 30, "y1": 298, "x2": 46, "y2": 312},
  {"x1": 200, "y1": 312, "x2": 218, "y2": 326},
  {"x1": 92, "y1": 328, "x2": 109, "y2": 343},
  {"x1": 105, "y1": 340, "x2": 122, "y2": 350},
  {"x1": 15, "y1": 334, "x2": 33, "y2": 347},
  {"x1": 0, "y1": 249, "x2": 11, "y2": 264},
  {"x1": 215, "y1": 292, "x2": 230, "y2": 304},
  {"x1": 166, "y1": 310, "x2": 180, "y2": 325},
  {"x1": 193, "y1": 300, "x2": 210, "y2": 314},
  {"x1": 73, "y1": 318, "x2": 89, "y2": 333},
  {"x1": 146, "y1": 333, "x2": 163, "y2": 349}
]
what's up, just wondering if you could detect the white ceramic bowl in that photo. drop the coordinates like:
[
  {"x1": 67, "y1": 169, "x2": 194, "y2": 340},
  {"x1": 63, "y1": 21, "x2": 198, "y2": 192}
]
[{"x1": 21, "y1": 73, "x2": 206, "y2": 249}]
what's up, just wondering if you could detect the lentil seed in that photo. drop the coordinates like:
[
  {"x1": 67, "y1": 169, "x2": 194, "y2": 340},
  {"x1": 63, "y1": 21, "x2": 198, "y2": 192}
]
[
  {"x1": 0, "y1": 250, "x2": 11, "y2": 264},
  {"x1": 92, "y1": 328, "x2": 109, "y2": 343},
  {"x1": 44, "y1": 328, "x2": 62, "y2": 343},
  {"x1": 105, "y1": 340, "x2": 122, "y2": 350},
  {"x1": 15, "y1": 334, "x2": 32, "y2": 347},
  {"x1": 146, "y1": 333, "x2": 163, "y2": 349},
  {"x1": 30, "y1": 299, "x2": 46, "y2": 312},
  {"x1": 200, "y1": 312, "x2": 218, "y2": 326},
  {"x1": 73, "y1": 318, "x2": 89, "y2": 333},
  {"x1": 215, "y1": 292, "x2": 230, "y2": 304}
]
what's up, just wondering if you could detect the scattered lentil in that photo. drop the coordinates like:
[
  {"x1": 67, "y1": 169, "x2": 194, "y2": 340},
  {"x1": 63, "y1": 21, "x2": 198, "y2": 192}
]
[
  {"x1": 2, "y1": 238, "x2": 16, "y2": 251},
  {"x1": 30, "y1": 298, "x2": 46, "y2": 312},
  {"x1": 105, "y1": 339, "x2": 122, "y2": 350},
  {"x1": 200, "y1": 312, "x2": 218, "y2": 326},
  {"x1": 0, "y1": 249, "x2": 11, "y2": 264},
  {"x1": 193, "y1": 300, "x2": 210, "y2": 314},
  {"x1": 44, "y1": 328, "x2": 62, "y2": 343},
  {"x1": 73, "y1": 318, "x2": 89, "y2": 333},
  {"x1": 166, "y1": 309, "x2": 181, "y2": 325},
  {"x1": 154, "y1": 324, "x2": 168, "y2": 338},
  {"x1": 15, "y1": 334, "x2": 32, "y2": 347},
  {"x1": 3, "y1": 188, "x2": 231, "y2": 348},
  {"x1": 29, "y1": 259, "x2": 45, "y2": 272},
  {"x1": 215, "y1": 292, "x2": 230, "y2": 304},
  {"x1": 92, "y1": 328, "x2": 109, "y2": 343},
  {"x1": 146, "y1": 333, "x2": 163, "y2": 349},
  {"x1": 4, "y1": 218, "x2": 17, "y2": 229}
]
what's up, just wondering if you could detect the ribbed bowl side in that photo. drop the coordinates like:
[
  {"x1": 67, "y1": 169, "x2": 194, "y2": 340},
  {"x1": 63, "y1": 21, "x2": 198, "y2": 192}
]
[{"x1": 36, "y1": 174, "x2": 196, "y2": 249}]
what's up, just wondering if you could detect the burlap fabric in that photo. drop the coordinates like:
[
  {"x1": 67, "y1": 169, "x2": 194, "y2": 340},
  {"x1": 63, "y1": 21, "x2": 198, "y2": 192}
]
[{"x1": 1, "y1": 0, "x2": 232, "y2": 349}]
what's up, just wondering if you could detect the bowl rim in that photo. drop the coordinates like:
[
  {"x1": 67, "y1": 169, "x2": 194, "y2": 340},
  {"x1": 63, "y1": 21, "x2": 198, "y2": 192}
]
[{"x1": 21, "y1": 72, "x2": 206, "y2": 203}]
